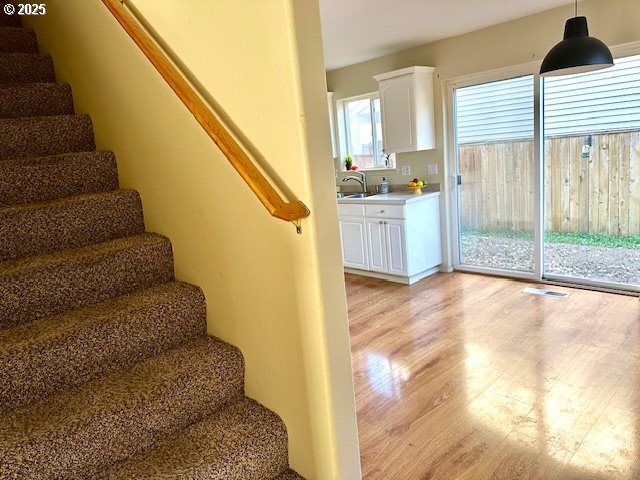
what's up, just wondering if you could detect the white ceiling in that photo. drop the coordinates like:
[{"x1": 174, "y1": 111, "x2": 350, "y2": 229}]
[{"x1": 319, "y1": 0, "x2": 575, "y2": 70}]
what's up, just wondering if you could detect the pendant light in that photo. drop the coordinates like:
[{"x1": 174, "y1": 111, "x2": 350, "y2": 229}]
[{"x1": 540, "y1": 0, "x2": 613, "y2": 77}]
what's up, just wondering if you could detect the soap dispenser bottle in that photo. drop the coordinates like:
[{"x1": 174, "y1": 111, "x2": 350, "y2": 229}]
[{"x1": 380, "y1": 177, "x2": 389, "y2": 194}]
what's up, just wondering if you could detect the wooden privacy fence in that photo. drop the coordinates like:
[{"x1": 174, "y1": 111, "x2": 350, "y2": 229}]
[{"x1": 458, "y1": 131, "x2": 640, "y2": 236}]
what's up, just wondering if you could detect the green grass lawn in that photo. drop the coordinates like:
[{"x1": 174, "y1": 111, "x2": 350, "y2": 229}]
[
  {"x1": 461, "y1": 228, "x2": 640, "y2": 248},
  {"x1": 544, "y1": 231, "x2": 640, "y2": 248}
]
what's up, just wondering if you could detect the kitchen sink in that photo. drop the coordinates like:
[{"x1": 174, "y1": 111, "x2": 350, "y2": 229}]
[
  {"x1": 337, "y1": 192, "x2": 377, "y2": 199},
  {"x1": 346, "y1": 192, "x2": 377, "y2": 198}
]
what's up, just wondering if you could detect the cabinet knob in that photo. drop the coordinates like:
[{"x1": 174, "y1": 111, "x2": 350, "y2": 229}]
[
  {"x1": 380, "y1": 209, "x2": 385, "y2": 213},
  {"x1": 379, "y1": 220, "x2": 383, "y2": 224}
]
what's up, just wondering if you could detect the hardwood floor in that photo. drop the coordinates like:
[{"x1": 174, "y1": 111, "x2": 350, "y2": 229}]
[{"x1": 346, "y1": 272, "x2": 640, "y2": 479}]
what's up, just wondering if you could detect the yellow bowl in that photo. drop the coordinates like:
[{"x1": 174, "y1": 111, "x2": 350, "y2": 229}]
[{"x1": 408, "y1": 186, "x2": 423, "y2": 194}]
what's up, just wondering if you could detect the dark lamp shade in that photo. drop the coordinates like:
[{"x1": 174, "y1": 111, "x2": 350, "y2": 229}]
[{"x1": 540, "y1": 16, "x2": 614, "y2": 77}]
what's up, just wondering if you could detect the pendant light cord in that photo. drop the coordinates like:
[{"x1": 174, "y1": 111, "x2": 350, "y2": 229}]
[{"x1": 574, "y1": 0, "x2": 577, "y2": 17}]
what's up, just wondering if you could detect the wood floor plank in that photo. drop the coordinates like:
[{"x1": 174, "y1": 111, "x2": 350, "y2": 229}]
[
  {"x1": 609, "y1": 359, "x2": 640, "y2": 414},
  {"x1": 562, "y1": 406, "x2": 640, "y2": 479},
  {"x1": 347, "y1": 272, "x2": 640, "y2": 480}
]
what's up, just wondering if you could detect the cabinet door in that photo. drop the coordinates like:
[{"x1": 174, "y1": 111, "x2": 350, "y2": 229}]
[
  {"x1": 385, "y1": 220, "x2": 407, "y2": 275},
  {"x1": 379, "y1": 76, "x2": 415, "y2": 153},
  {"x1": 339, "y1": 216, "x2": 369, "y2": 270},
  {"x1": 366, "y1": 219, "x2": 387, "y2": 272}
]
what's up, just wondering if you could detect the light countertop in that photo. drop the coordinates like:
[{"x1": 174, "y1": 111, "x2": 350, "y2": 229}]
[{"x1": 337, "y1": 190, "x2": 440, "y2": 205}]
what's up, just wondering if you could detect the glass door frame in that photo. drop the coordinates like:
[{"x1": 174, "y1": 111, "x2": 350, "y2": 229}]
[
  {"x1": 539, "y1": 43, "x2": 640, "y2": 294},
  {"x1": 444, "y1": 43, "x2": 640, "y2": 293},
  {"x1": 445, "y1": 62, "x2": 544, "y2": 282}
]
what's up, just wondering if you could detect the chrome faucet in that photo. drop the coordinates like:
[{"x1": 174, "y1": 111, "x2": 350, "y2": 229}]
[{"x1": 342, "y1": 171, "x2": 367, "y2": 193}]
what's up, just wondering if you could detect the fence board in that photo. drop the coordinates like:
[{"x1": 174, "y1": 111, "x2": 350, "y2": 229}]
[
  {"x1": 560, "y1": 136, "x2": 572, "y2": 232},
  {"x1": 588, "y1": 136, "x2": 601, "y2": 234},
  {"x1": 577, "y1": 139, "x2": 590, "y2": 233},
  {"x1": 597, "y1": 136, "x2": 610, "y2": 234},
  {"x1": 544, "y1": 141, "x2": 554, "y2": 231},
  {"x1": 630, "y1": 132, "x2": 640, "y2": 234},
  {"x1": 619, "y1": 134, "x2": 631, "y2": 236},
  {"x1": 608, "y1": 135, "x2": 622, "y2": 235},
  {"x1": 458, "y1": 131, "x2": 640, "y2": 236},
  {"x1": 482, "y1": 144, "x2": 492, "y2": 230}
]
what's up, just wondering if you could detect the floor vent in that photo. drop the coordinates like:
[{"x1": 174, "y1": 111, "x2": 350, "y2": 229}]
[{"x1": 523, "y1": 287, "x2": 570, "y2": 298}]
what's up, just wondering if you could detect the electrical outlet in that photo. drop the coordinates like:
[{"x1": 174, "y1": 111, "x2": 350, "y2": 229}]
[
  {"x1": 427, "y1": 163, "x2": 438, "y2": 175},
  {"x1": 401, "y1": 165, "x2": 411, "y2": 176}
]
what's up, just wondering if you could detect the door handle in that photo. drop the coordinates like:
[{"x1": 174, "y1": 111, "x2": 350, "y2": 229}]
[{"x1": 451, "y1": 174, "x2": 462, "y2": 189}]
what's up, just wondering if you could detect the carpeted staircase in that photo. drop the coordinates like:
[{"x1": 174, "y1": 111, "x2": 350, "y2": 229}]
[{"x1": 0, "y1": 10, "x2": 303, "y2": 480}]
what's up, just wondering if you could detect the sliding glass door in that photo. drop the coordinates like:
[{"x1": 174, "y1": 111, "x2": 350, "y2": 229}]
[
  {"x1": 454, "y1": 75, "x2": 537, "y2": 276},
  {"x1": 452, "y1": 51, "x2": 640, "y2": 292},
  {"x1": 543, "y1": 54, "x2": 640, "y2": 288}
]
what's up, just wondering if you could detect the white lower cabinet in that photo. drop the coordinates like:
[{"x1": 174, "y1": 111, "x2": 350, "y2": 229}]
[
  {"x1": 385, "y1": 220, "x2": 407, "y2": 275},
  {"x1": 339, "y1": 216, "x2": 369, "y2": 270},
  {"x1": 366, "y1": 218, "x2": 406, "y2": 275},
  {"x1": 338, "y1": 193, "x2": 441, "y2": 285}
]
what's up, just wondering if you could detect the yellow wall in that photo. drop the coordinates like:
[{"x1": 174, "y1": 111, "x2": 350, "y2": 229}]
[
  {"x1": 326, "y1": 0, "x2": 640, "y2": 268},
  {"x1": 24, "y1": 1, "x2": 361, "y2": 478}
]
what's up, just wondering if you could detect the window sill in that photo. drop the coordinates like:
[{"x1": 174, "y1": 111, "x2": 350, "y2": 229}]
[{"x1": 341, "y1": 167, "x2": 398, "y2": 174}]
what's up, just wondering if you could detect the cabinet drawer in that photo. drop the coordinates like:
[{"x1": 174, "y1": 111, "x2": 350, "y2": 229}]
[
  {"x1": 338, "y1": 203, "x2": 365, "y2": 217},
  {"x1": 365, "y1": 204, "x2": 405, "y2": 219}
]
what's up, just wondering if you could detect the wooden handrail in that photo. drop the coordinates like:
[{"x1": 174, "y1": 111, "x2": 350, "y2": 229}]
[{"x1": 102, "y1": 0, "x2": 310, "y2": 229}]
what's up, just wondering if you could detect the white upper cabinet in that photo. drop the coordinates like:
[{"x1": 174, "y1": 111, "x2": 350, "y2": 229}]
[{"x1": 373, "y1": 66, "x2": 435, "y2": 153}]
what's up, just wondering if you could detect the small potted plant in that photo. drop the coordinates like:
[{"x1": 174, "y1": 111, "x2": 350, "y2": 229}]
[{"x1": 344, "y1": 155, "x2": 353, "y2": 171}]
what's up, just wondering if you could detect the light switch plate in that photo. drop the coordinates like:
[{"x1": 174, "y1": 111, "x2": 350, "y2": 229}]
[
  {"x1": 427, "y1": 163, "x2": 438, "y2": 175},
  {"x1": 401, "y1": 165, "x2": 411, "y2": 176}
]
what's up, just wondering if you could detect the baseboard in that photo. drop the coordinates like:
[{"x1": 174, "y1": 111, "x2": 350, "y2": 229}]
[{"x1": 343, "y1": 266, "x2": 440, "y2": 285}]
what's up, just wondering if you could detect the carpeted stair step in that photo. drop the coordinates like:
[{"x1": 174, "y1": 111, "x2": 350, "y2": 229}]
[
  {"x1": 0, "y1": 14, "x2": 301, "y2": 480},
  {"x1": 0, "y1": 114, "x2": 94, "y2": 160},
  {"x1": 97, "y1": 397, "x2": 289, "y2": 480},
  {"x1": 0, "y1": 52, "x2": 54, "y2": 83},
  {"x1": 0, "y1": 151, "x2": 118, "y2": 206},
  {"x1": 0, "y1": 336, "x2": 244, "y2": 480},
  {"x1": 0, "y1": 281, "x2": 206, "y2": 413},
  {"x1": 0, "y1": 82, "x2": 73, "y2": 118},
  {"x1": 0, "y1": 27, "x2": 37, "y2": 53},
  {"x1": 0, "y1": 189, "x2": 145, "y2": 261},
  {"x1": 0, "y1": 233, "x2": 174, "y2": 329},
  {"x1": 273, "y1": 469, "x2": 305, "y2": 480}
]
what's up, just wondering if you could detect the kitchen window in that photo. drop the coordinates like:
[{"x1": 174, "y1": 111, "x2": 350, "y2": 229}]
[{"x1": 337, "y1": 93, "x2": 394, "y2": 170}]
